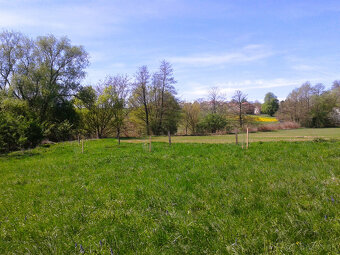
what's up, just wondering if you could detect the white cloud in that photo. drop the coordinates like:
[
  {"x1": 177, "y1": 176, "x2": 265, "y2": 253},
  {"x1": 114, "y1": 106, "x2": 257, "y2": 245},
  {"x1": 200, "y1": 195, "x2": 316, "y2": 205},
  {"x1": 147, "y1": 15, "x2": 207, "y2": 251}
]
[
  {"x1": 291, "y1": 64, "x2": 318, "y2": 71},
  {"x1": 169, "y1": 44, "x2": 273, "y2": 66},
  {"x1": 179, "y1": 78, "x2": 315, "y2": 101}
]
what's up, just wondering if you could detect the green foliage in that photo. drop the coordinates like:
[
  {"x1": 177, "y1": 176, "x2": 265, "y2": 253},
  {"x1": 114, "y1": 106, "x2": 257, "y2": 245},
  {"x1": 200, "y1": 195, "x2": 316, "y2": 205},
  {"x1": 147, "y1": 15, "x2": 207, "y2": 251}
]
[
  {"x1": 0, "y1": 140, "x2": 339, "y2": 253},
  {"x1": 310, "y1": 92, "x2": 338, "y2": 127},
  {"x1": 43, "y1": 120, "x2": 74, "y2": 142},
  {"x1": 0, "y1": 31, "x2": 88, "y2": 149},
  {"x1": 262, "y1": 92, "x2": 279, "y2": 116},
  {"x1": 0, "y1": 99, "x2": 43, "y2": 153},
  {"x1": 197, "y1": 113, "x2": 227, "y2": 133},
  {"x1": 151, "y1": 93, "x2": 181, "y2": 135}
]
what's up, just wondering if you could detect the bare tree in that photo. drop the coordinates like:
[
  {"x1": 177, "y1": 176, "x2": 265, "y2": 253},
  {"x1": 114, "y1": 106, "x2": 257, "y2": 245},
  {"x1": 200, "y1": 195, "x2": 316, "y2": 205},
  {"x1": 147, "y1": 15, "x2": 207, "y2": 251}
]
[
  {"x1": 0, "y1": 31, "x2": 24, "y2": 91},
  {"x1": 131, "y1": 65, "x2": 151, "y2": 135},
  {"x1": 208, "y1": 86, "x2": 224, "y2": 114},
  {"x1": 232, "y1": 90, "x2": 247, "y2": 127},
  {"x1": 313, "y1": 83, "x2": 325, "y2": 96},
  {"x1": 104, "y1": 74, "x2": 130, "y2": 144},
  {"x1": 152, "y1": 60, "x2": 177, "y2": 134},
  {"x1": 332, "y1": 80, "x2": 340, "y2": 90}
]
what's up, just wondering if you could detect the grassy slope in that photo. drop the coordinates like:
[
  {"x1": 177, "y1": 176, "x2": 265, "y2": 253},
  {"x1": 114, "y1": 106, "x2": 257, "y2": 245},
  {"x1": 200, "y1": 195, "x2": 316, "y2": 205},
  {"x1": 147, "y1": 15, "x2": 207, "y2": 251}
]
[
  {"x1": 0, "y1": 139, "x2": 339, "y2": 254},
  {"x1": 128, "y1": 128, "x2": 340, "y2": 144}
]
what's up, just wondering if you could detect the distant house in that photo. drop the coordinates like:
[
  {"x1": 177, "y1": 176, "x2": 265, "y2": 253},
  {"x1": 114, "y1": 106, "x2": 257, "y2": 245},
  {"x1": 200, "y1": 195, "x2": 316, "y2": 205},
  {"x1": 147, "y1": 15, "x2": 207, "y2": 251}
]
[
  {"x1": 254, "y1": 106, "x2": 261, "y2": 115},
  {"x1": 331, "y1": 108, "x2": 340, "y2": 125}
]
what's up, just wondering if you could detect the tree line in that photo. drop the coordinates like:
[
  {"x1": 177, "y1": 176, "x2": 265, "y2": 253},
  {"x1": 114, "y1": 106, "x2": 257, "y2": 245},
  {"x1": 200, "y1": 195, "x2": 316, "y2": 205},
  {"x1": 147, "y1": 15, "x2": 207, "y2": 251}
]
[{"x1": 1, "y1": 31, "x2": 340, "y2": 153}]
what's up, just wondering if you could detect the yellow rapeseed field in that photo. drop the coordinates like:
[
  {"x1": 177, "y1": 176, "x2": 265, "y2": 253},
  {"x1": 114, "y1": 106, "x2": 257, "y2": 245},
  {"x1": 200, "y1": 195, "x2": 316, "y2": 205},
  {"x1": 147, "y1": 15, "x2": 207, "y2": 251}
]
[{"x1": 249, "y1": 116, "x2": 278, "y2": 122}]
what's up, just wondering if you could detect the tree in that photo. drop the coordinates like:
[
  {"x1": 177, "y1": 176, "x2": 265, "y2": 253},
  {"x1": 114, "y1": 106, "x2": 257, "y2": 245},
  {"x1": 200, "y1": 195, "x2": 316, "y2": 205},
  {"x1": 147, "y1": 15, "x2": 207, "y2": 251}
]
[
  {"x1": 0, "y1": 31, "x2": 89, "y2": 149},
  {"x1": 198, "y1": 113, "x2": 227, "y2": 133},
  {"x1": 161, "y1": 92, "x2": 181, "y2": 135},
  {"x1": 262, "y1": 92, "x2": 279, "y2": 116},
  {"x1": 11, "y1": 35, "x2": 89, "y2": 122},
  {"x1": 151, "y1": 60, "x2": 177, "y2": 134},
  {"x1": 0, "y1": 31, "x2": 24, "y2": 91},
  {"x1": 277, "y1": 82, "x2": 339, "y2": 127},
  {"x1": 103, "y1": 75, "x2": 130, "y2": 144},
  {"x1": 182, "y1": 101, "x2": 201, "y2": 135},
  {"x1": 232, "y1": 90, "x2": 247, "y2": 127},
  {"x1": 208, "y1": 87, "x2": 224, "y2": 114},
  {"x1": 131, "y1": 66, "x2": 151, "y2": 135},
  {"x1": 332, "y1": 80, "x2": 340, "y2": 90},
  {"x1": 310, "y1": 91, "x2": 337, "y2": 127}
]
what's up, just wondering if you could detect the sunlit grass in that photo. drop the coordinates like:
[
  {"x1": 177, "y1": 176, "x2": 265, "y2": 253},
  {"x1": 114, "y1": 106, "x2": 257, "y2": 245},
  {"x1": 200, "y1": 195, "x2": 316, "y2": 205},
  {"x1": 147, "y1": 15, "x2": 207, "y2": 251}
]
[
  {"x1": 128, "y1": 128, "x2": 340, "y2": 144},
  {"x1": 0, "y1": 138, "x2": 339, "y2": 254}
]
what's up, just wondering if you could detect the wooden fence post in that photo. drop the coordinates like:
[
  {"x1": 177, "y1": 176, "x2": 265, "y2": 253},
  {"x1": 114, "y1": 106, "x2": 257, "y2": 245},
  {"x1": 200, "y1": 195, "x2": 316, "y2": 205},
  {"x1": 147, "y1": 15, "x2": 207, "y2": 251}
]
[
  {"x1": 81, "y1": 139, "x2": 84, "y2": 153},
  {"x1": 149, "y1": 135, "x2": 152, "y2": 152},
  {"x1": 168, "y1": 131, "x2": 171, "y2": 146},
  {"x1": 235, "y1": 129, "x2": 238, "y2": 145},
  {"x1": 246, "y1": 127, "x2": 249, "y2": 149}
]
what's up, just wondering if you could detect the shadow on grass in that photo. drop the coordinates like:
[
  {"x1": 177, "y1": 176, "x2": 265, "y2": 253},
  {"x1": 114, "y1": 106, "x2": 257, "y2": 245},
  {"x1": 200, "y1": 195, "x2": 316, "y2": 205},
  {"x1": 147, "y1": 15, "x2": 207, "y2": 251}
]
[{"x1": 0, "y1": 150, "x2": 40, "y2": 160}]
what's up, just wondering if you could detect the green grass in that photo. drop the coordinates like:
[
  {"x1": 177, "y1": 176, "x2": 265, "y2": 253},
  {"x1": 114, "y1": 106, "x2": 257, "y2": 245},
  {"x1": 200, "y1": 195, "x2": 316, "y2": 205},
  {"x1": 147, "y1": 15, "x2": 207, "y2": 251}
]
[
  {"x1": 0, "y1": 139, "x2": 339, "y2": 254},
  {"x1": 129, "y1": 128, "x2": 340, "y2": 144}
]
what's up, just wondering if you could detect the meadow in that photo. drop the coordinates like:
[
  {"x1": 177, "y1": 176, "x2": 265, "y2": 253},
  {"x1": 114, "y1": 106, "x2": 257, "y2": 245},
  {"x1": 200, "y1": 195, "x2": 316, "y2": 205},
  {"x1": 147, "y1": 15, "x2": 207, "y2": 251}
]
[
  {"x1": 0, "y1": 131, "x2": 339, "y2": 254},
  {"x1": 129, "y1": 128, "x2": 340, "y2": 144}
]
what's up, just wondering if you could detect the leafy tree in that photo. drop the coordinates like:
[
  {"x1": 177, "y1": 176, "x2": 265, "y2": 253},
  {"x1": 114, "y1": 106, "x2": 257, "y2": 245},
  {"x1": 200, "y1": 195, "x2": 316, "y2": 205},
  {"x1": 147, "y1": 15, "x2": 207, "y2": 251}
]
[
  {"x1": 277, "y1": 82, "x2": 340, "y2": 127},
  {"x1": 182, "y1": 102, "x2": 201, "y2": 135},
  {"x1": 76, "y1": 86, "x2": 112, "y2": 138},
  {"x1": 102, "y1": 75, "x2": 130, "y2": 144},
  {"x1": 11, "y1": 34, "x2": 89, "y2": 122},
  {"x1": 310, "y1": 91, "x2": 338, "y2": 127},
  {"x1": 161, "y1": 92, "x2": 181, "y2": 135},
  {"x1": 0, "y1": 31, "x2": 89, "y2": 147},
  {"x1": 198, "y1": 113, "x2": 227, "y2": 133},
  {"x1": 262, "y1": 92, "x2": 279, "y2": 116}
]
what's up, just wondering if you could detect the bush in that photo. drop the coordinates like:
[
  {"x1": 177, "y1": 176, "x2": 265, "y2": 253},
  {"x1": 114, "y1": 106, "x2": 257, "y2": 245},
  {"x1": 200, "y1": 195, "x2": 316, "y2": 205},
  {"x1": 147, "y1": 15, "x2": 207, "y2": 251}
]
[
  {"x1": 0, "y1": 98, "x2": 44, "y2": 153},
  {"x1": 0, "y1": 112, "x2": 43, "y2": 153},
  {"x1": 43, "y1": 120, "x2": 75, "y2": 142},
  {"x1": 257, "y1": 121, "x2": 300, "y2": 132},
  {"x1": 198, "y1": 114, "x2": 227, "y2": 134}
]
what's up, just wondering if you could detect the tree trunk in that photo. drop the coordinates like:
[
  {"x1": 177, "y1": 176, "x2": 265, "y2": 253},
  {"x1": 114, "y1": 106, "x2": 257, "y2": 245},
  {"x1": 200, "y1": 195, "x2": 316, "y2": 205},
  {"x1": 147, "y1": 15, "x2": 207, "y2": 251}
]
[
  {"x1": 239, "y1": 103, "x2": 242, "y2": 127},
  {"x1": 117, "y1": 129, "x2": 121, "y2": 145}
]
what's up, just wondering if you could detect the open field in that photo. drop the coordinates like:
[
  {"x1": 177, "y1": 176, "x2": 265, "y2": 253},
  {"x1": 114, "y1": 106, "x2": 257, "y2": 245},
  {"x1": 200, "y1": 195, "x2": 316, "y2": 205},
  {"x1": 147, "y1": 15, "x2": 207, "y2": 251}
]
[
  {"x1": 127, "y1": 128, "x2": 340, "y2": 144},
  {"x1": 0, "y1": 139, "x2": 339, "y2": 254}
]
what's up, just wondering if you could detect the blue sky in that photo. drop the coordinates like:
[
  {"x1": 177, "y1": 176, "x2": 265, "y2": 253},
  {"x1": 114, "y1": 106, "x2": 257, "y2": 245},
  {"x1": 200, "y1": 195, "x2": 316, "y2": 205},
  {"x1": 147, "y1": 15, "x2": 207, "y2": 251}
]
[{"x1": 1, "y1": 0, "x2": 340, "y2": 102}]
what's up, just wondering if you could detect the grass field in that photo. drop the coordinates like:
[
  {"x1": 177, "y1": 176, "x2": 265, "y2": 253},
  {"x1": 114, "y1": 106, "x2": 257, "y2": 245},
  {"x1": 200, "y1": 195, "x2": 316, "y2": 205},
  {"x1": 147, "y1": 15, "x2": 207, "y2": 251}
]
[
  {"x1": 0, "y1": 135, "x2": 339, "y2": 254},
  {"x1": 127, "y1": 128, "x2": 340, "y2": 144}
]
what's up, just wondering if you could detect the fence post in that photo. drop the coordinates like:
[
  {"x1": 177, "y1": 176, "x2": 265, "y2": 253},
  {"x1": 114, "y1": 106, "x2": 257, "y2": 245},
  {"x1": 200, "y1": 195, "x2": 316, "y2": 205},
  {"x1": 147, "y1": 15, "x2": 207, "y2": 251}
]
[
  {"x1": 149, "y1": 135, "x2": 152, "y2": 152},
  {"x1": 235, "y1": 129, "x2": 238, "y2": 145},
  {"x1": 168, "y1": 130, "x2": 171, "y2": 146},
  {"x1": 81, "y1": 139, "x2": 84, "y2": 153},
  {"x1": 246, "y1": 127, "x2": 249, "y2": 149}
]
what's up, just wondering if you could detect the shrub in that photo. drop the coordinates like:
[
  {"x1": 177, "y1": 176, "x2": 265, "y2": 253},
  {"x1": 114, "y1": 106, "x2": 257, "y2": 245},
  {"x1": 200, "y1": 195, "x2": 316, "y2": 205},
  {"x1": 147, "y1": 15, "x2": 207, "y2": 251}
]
[
  {"x1": 198, "y1": 113, "x2": 227, "y2": 134},
  {"x1": 43, "y1": 120, "x2": 75, "y2": 142},
  {"x1": 257, "y1": 121, "x2": 300, "y2": 132},
  {"x1": 0, "y1": 112, "x2": 43, "y2": 153}
]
